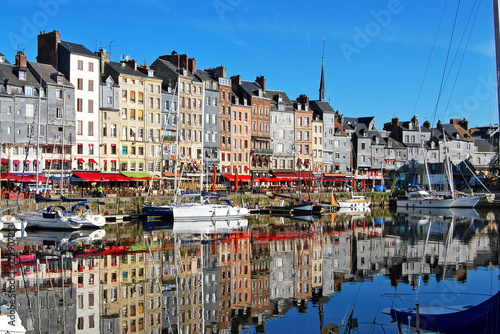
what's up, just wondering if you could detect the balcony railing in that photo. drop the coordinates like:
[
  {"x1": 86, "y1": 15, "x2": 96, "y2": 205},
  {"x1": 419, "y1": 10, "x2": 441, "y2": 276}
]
[
  {"x1": 251, "y1": 148, "x2": 273, "y2": 154},
  {"x1": 163, "y1": 135, "x2": 176, "y2": 142}
]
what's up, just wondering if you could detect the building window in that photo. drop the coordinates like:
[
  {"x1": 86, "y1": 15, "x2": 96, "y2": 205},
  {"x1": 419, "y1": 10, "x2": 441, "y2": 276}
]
[
  {"x1": 56, "y1": 107, "x2": 62, "y2": 119},
  {"x1": 77, "y1": 98, "x2": 83, "y2": 112},
  {"x1": 25, "y1": 104, "x2": 33, "y2": 117},
  {"x1": 56, "y1": 89, "x2": 63, "y2": 99},
  {"x1": 77, "y1": 121, "x2": 83, "y2": 135},
  {"x1": 77, "y1": 60, "x2": 83, "y2": 70},
  {"x1": 88, "y1": 62, "x2": 94, "y2": 72},
  {"x1": 77, "y1": 78, "x2": 83, "y2": 90},
  {"x1": 122, "y1": 146, "x2": 128, "y2": 155},
  {"x1": 88, "y1": 121, "x2": 94, "y2": 136},
  {"x1": 88, "y1": 100, "x2": 94, "y2": 113},
  {"x1": 88, "y1": 80, "x2": 94, "y2": 91}
]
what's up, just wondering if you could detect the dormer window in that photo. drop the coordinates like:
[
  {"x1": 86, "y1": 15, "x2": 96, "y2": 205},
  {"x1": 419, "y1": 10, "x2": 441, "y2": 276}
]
[
  {"x1": 57, "y1": 74, "x2": 63, "y2": 84},
  {"x1": 18, "y1": 71, "x2": 26, "y2": 80},
  {"x1": 25, "y1": 86, "x2": 33, "y2": 96}
]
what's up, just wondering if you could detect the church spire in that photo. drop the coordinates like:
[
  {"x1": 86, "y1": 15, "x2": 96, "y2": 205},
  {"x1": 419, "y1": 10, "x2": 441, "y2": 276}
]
[{"x1": 319, "y1": 40, "x2": 326, "y2": 102}]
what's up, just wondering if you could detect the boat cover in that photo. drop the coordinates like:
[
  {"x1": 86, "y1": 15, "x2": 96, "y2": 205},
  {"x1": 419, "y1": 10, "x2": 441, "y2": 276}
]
[
  {"x1": 35, "y1": 193, "x2": 60, "y2": 203},
  {"x1": 390, "y1": 292, "x2": 500, "y2": 334}
]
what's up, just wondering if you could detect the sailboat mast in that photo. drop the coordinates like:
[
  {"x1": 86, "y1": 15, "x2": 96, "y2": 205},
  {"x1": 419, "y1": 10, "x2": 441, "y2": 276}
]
[
  {"x1": 60, "y1": 92, "x2": 65, "y2": 192},
  {"x1": 36, "y1": 75, "x2": 42, "y2": 194},
  {"x1": 173, "y1": 77, "x2": 180, "y2": 204},
  {"x1": 494, "y1": 0, "x2": 500, "y2": 127},
  {"x1": 200, "y1": 80, "x2": 206, "y2": 203}
]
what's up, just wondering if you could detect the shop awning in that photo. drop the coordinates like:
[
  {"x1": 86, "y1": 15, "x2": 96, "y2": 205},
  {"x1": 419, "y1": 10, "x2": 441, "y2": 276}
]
[
  {"x1": 222, "y1": 174, "x2": 253, "y2": 182},
  {"x1": 2, "y1": 173, "x2": 49, "y2": 182},
  {"x1": 77, "y1": 158, "x2": 85, "y2": 163},
  {"x1": 121, "y1": 172, "x2": 152, "y2": 180},
  {"x1": 104, "y1": 173, "x2": 130, "y2": 182},
  {"x1": 73, "y1": 172, "x2": 106, "y2": 182},
  {"x1": 89, "y1": 159, "x2": 97, "y2": 164}
]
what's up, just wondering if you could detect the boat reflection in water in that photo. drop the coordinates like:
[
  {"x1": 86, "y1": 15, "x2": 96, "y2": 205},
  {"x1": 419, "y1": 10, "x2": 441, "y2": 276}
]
[{"x1": 0, "y1": 210, "x2": 498, "y2": 334}]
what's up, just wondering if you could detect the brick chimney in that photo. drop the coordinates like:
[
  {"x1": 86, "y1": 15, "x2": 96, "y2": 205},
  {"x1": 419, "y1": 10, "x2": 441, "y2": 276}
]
[
  {"x1": 256, "y1": 76, "x2": 266, "y2": 91},
  {"x1": 161, "y1": 51, "x2": 188, "y2": 71},
  {"x1": 37, "y1": 30, "x2": 60, "y2": 68},
  {"x1": 392, "y1": 117, "x2": 399, "y2": 131},
  {"x1": 297, "y1": 94, "x2": 309, "y2": 105},
  {"x1": 95, "y1": 48, "x2": 110, "y2": 73},
  {"x1": 15, "y1": 51, "x2": 27, "y2": 67},
  {"x1": 450, "y1": 118, "x2": 469, "y2": 131},
  {"x1": 125, "y1": 58, "x2": 137, "y2": 71},
  {"x1": 188, "y1": 58, "x2": 196, "y2": 73},
  {"x1": 231, "y1": 75, "x2": 241, "y2": 92}
]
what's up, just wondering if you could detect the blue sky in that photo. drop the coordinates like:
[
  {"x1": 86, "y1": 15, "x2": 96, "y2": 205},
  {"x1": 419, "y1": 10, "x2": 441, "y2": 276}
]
[{"x1": 2, "y1": 0, "x2": 498, "y2": 128}]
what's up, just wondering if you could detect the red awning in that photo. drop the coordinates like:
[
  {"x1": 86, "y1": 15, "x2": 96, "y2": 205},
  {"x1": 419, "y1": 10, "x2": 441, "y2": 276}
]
[
  {"x1": 24, "y1": 160, "x2": 30, "y2": 164},
  {"x1": 1, "y1": 173, "x2": 48, "y2": 182},
  {"x1": 73, "y1": 172, "x2": 106, "y2": 182},
  {"x1": 13, "y1": 160, "x2": 20, "y2": 164},
  {"x1": 89, "y1": 159, "x2": 97, "y2": 164},
  {"x1": 272, "y1": 172, "x2": 298, "y2": 179},
  {"x1": 1, "y1": 159, "x2": 9, "y2": 163},
  {"x1": 78, "y1": 158, "x2": 85, "y2": 163},
  {"x1": 222, "y1": 174, "x2": 253, "y2": 182},
  {"x1": 103, "y1": 173, "x2": 130, "y2": 182}
]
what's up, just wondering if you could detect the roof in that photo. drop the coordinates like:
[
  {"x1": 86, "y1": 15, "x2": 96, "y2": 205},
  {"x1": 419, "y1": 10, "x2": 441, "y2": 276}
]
[
  {"x1": 106, "y1": 61, "x2": 149, "y2": 79},
  {"x1": 59, "y1": 40, "x2": 98, "y2": 58},
  {"x1": 309, "y1": 100, "x2": 335, "y2": 113},
  {"x1": 0, "y1": 62, "x2": 40, "y2": 92},
  {"x1": 27, "y1": 61, "x2": 72, "y2": 86},
  {"x1": 474, "y1": 138, "x2": 496, "y2": 153},
  {"x1": 266, "y1": 89, "x2": 294, "y2": 113},
  {"x1": 238, "y1": 80, "x2": 270, "y2": 99}
]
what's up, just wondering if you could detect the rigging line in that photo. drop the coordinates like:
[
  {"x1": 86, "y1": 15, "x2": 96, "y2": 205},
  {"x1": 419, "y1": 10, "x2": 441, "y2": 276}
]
[
  {"x1": 442, "y1": 0, "x2": 483, "y2": 119},
  {"x1": 18, "y1": 252, "x2": 36, "y2": 329},
  {"x1": 145, "y1": 80, "x2": 179, "y2": 201},
  {"x1": 412, "y1": 0, "x2": 450, "y2": 115},
  {"x1": 431, "y1": 0, "x2": 463, "y2": 127},
  {"x1": 441, "y1": 0, "x2": 481, "y2": 96}
]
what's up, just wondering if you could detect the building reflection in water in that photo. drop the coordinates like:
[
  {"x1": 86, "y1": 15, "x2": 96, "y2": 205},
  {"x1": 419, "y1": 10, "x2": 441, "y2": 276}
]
[{"x1": 1, "y1": 212, "x2": 498, "y2": 333}]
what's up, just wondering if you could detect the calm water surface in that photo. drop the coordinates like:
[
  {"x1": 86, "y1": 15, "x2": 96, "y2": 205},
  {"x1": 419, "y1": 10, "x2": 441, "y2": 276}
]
[{"x1": 2, "y1": 208, "x2": 499, "y2": 333}]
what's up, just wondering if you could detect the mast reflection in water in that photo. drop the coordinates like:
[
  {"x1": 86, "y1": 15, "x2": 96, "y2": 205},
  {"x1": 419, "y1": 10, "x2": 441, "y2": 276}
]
[{"x1": 1, "y1": 211, "x2": 499, "y2": 333}]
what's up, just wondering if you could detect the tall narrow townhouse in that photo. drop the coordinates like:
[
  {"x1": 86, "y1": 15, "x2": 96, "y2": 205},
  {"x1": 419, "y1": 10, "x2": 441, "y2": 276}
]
[
  {"x1": 104, "y1": 59, "x2": 163, "y2": 174},
  {"x1": 160, "y1": 80, "x2": 178, "y2": 175},
  {"x1": 294, "y1": 95, "x2": 314, "y2": 173},
  {"x1": 151, "y1": 53, "x2": 204, "y2": 184},
  {"x1": 195, "y1": 69, "x2": 220, "y2": 175},
  {"x1": 205, "y1": 66, "x2": 233, "y2": 178},
  {"x1": 267, "y1": 89, "x2": 295, "y2": 171},
  {"x1": 0, "y1": 51, "x2": 75, "y2": 177},
  {"x1": 95, "y1": 49, "x2": 120, "y2": 172},
  {"x1": 231, "y1": 75, "x2": 272, "y2": 181},
  {"x1": 37, "y1": 31, "x2": 100, "y2": 171},
  {"x1": 227, "y1": 92, "x2": 252, "y2": 180},
  {"x1": 28, "y1": 59, "x2": 76, "y2": 181}
]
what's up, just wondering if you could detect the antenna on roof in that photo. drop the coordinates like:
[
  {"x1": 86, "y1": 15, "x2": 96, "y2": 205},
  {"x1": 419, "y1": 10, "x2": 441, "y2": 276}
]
[{"x1": 108, "y1": 41, "x2": 120, "y2": 56}]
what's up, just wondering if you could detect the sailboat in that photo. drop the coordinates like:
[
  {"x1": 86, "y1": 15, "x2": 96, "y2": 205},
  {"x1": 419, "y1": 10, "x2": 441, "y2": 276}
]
[{"x1": 144, "y1": 78, "x2": 249, "y2": 222}]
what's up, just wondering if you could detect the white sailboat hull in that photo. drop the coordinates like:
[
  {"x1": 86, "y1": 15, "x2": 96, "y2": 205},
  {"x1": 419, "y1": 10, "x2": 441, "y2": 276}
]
[
  {"x1": 173, "y1": 203, "x2": 249, "y2": 221},
  {"x1": 338, "y1": 198, "x2": 371, "y2": 208},
  {"x1": 396, "y1": 198, "x2": 455, "y2": 208},
  {"x1": 451, "y1": 196, "x2": 480, "y2": 208}
]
